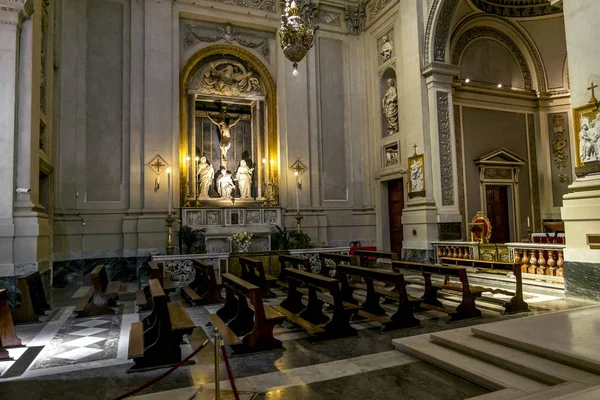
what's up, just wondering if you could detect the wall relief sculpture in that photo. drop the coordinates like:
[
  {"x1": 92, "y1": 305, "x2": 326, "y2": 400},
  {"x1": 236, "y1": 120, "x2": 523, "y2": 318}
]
[
  {"x1": 205, "y1": 0, "x2": 275, "y2": 13},
  {"x1": 187, "y1": 59, "x2": 264, "y2": 97},
  {"x1": 383, "y1": 142, "x2": 399, "y2": 167},
  {"x1": 436, "y1": 91, "x2": 454, "y2": 206},
  {"x1": 184, "y1": 24, "x2": 270, "y2": 60},
  {"x1": 344, "y1": 1, "x2": 366, "y2": 35},
  {"x1": 380, "y1": 35, "x2": 393, "y2": 62}
]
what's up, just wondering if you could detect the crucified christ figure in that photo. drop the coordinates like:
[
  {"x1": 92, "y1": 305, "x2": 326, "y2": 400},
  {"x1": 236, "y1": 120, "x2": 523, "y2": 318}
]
[{"x1": 206, "y1": 108, "x2": 241, "y2": 167}]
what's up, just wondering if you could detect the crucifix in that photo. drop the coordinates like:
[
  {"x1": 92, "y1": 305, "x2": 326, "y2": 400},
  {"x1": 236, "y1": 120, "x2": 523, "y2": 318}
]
[
  {"x1": 150, "y1": 158, "x2": 166, "y2": 173},
  {"x1": 206, "y1": 103, "x2": 242, "y2": 168},
  {"x1": 412, "y1": 143, "x2": 418, "y2": 156},
  {"x1": 588, "y1": 82, "x2": 598, "y2": 105}
]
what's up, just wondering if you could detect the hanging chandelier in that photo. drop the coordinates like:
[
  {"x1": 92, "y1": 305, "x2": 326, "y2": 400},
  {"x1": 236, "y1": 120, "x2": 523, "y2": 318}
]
[{"x1": 279, "y1": 0, "x2": 319, "y2": 76}]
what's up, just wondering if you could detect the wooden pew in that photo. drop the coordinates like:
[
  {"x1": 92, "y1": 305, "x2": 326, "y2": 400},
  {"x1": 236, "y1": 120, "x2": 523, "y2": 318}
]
[
  {"x1": 336, "y1": 264, "x2": 420, "y2": 331},
  {"x1": 136, "y1": 261, "x2": 176, "y2": 311},
  {"x1": 12, "y1": 272, "x2": 51, "y2": 324},
  {"x1": 440, "y1": 257, "x2": 530, "y2": 314},
  {"x1": 75, "y1": 265, "x2": 119, "y2": 318},
  {"x1": 273, "y1": 268, "x2": 358, "y2": 341},
  {"x1": 276, "y1": 255, "x2": 310, "y2": 288},
  {"x1": 239, "y1": 257, "x2": 277, "y2": 299},
  {"x1": 180, "y1": 260, "x2": 225, "y2": 306},
  {"x1": 318, "y1": 253, "x2": 357, "y2": 278},
  {"x1": 392, "y1": 260, "x2": 484, "y2": 321},
  {"x1": 209, "y1": 273, "x2": 285, "y2": 354},
  {"x1": 352, "y1": 250, "x2": 398, "y2": 268},
  {"x1": 128, "y1": 279, "x2": 195, "y2": 371},
  {"x1": 0, "y1": 289, "x2": 22, "y2": 360}
]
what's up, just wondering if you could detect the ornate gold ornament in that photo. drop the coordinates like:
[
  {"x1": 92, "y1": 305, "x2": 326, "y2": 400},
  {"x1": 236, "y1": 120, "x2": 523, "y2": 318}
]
[{"x1": 279, "y1": 0, "x2": 319, "y2": 76}]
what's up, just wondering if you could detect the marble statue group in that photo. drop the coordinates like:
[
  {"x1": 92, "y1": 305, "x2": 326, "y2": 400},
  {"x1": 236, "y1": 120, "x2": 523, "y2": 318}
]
[{"x1": 197, "y1": 157, "x2": 254, "y2": 200}]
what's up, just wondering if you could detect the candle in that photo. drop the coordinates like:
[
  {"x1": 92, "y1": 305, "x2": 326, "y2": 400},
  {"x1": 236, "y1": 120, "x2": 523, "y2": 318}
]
[
  {"x1": 186, "y1": 156, "x2": 191, "y2": 190},
  {"x1": 527, "y1": 216, "x2": 530, "y2": 228},
  {"x1": 167, "y1": 168, "x2": 172, "y2": 214},
  {"x1": 294, "y1": 171, "x2": 300, "y2": 214}
]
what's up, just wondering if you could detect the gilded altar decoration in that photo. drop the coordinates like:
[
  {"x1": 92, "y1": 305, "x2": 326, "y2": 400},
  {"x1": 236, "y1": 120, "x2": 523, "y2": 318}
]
[
  {"x1": 188, "y1": 59, "x2": 264, "y2": 97},
  {"x1": 470, "y1": 211, "x2": 492, "y2": 244}
]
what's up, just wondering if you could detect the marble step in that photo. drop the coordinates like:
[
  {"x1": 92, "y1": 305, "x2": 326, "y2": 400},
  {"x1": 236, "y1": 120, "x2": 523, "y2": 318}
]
[
  {"x1": 429, "y1": 328, "x2": 600, "y2": 386},
  {"x1": 511, "y1": 382, "x2": 593, "y2": 400},
  {"x1": 552, "y1": 384, "x2": 600, "y2": 399},
  {"x1": 471, "y1": 317, "x2": 600, "y2": 375},
  {"x1": 392, "y1": 335, "x2": 548, "y2": 393}
]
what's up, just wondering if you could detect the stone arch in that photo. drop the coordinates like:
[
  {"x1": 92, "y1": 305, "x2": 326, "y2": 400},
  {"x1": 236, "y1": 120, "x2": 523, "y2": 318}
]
[
  {"x1": 451, "y1": 27, "x2": 533, "y2": 90},
  {"x1": 423, "y1": 0, "x2": 461, "y2": 66}
]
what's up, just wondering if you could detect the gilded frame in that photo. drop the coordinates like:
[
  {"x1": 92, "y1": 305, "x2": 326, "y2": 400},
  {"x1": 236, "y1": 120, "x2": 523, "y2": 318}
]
[
  {"x1": 179, "y1": 45, "x2": 279, "y2": 205},
  {"x1": 573, "y1": 102, "x2": 600, "y2": 167},
  {"x1": 407, "y1": 153, "x2": 425, "y2": 198}
]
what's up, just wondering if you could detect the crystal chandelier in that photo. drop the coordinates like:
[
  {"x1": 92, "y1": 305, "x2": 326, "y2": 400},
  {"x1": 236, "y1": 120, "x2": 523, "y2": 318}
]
[{"x1": 279, "y1": 0, "x2": 319, "y2": 76}]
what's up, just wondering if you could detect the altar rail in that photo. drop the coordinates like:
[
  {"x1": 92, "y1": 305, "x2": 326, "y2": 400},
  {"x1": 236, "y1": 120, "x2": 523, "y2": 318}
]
[
  {"x1": 432, "y1": 241, "x2": 479, "y2": 264},
  {"x1": 151, "y1": 247, "x2": 350, "y2": 284},
  {"x1": 506, "y1": 243, "x2": 566, "y2": 277}
]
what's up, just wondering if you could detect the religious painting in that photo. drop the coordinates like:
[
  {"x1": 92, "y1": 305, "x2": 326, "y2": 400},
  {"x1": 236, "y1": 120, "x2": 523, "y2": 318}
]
[
  {"x1": 407, "y1": 153, "x2": 425, "y2": 199},
  {"x1": 573, "y1": 102, "x2": 600, "y2": 168},
  {"x1": 382, "y1": 142, "x2": 399, "y2": 168}
]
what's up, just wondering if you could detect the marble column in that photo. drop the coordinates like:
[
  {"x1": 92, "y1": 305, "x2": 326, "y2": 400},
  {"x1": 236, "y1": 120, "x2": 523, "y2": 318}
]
[{"x1": 560, "y1": 0, "x2": 600, "y2": 300}]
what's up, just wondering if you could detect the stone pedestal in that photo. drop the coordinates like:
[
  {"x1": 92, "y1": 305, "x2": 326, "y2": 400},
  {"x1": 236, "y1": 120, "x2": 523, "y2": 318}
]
[{"x1": 561, "y1": 178, "x2": 600, "y2": 300}]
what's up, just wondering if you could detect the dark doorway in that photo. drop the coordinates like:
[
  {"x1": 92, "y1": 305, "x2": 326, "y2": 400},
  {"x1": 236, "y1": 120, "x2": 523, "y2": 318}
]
[
  {"x1": 486, "y1": 185, "x2": 510, "y2": 243},
  {"x1": 388, "y1": 179, "x2": 404, "y2": 255}
]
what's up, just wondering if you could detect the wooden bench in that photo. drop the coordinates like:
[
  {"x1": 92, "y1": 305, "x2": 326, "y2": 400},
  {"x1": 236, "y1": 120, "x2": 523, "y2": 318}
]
[
  {"x1": 352, "y1": 250, "x2": 398, "y2": 268},
  {"x1": 239, "y1": 257, "x2": 278, "y2": 298},
  {"x1": 276, "y1": 255, "x2": 311, "y2": 288},
  {"x1": 75, "y1": 265, "x2": 120, "y2": 318},
  {"x1": 318, "y1": 253, "x2": 357, "y2": 278},
  {"x1": 392, "y1": 260, "x2": 484, "y2": 321},
  {"x1": 336, "y1": 264, "x2": 420, "y2": 331},
  {"x1": 128, "y1": 279, "x2": 195, "y2": 371},
  {"x1": 0, "y1": 289, "x2": 22, "y2": 361},
  {"x1": 180, "y1": 260, "x2": 225, "y2": 306},
  {"x1": 11, "y1": 272, "x2": 51, "y2": 324},
  {"x1": 136, "y1": 261, "x2": 176, "y2": 311},
  {"x1": 440, "y1": 257, "x2": 529, "y2": 314},
  {"x1": 274, "y1": 268, "x2": 358, "y2": 340},
  {"x1": 209, "y1": 273, "x2": 285, "y2": 354}
]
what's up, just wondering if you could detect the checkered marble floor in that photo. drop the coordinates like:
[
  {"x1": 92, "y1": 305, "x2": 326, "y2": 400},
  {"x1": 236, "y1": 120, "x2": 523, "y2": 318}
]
[{"x1": 29, "y1": 315, "x2": 122, "y2": 369}]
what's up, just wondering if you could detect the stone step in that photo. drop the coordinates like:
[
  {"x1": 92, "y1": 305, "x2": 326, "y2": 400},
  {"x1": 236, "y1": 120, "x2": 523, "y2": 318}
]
[
  {"x1": 392, "y1": 335, "x2": 548, "y2": 393},
  {"x1": 429, "y1": 328, "x2": 600, "y2": 386},
  {"x1": 552, "y1": 384, "x2": 600, "y2": 399},
  {"x1": 512, "y1": 382, "x2": 593, "y2": 400}
]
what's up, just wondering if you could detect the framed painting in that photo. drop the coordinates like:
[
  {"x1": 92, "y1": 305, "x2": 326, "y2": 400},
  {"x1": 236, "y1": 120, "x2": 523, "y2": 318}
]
[
  {"x1": 407, "y1": 153, "x2": 425, "y2": 199},
  {"x1": 573, "y1": 102, "x2": 600, "y2": 168}
]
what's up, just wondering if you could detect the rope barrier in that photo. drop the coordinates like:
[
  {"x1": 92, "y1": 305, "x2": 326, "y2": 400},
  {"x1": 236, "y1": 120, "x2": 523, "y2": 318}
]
[
  {"x1": 220, "y1": 339, "x2": 240, "y2": 400},
  {"x1": 112, "y1": 339, "x2": 209, "y2": 400}
]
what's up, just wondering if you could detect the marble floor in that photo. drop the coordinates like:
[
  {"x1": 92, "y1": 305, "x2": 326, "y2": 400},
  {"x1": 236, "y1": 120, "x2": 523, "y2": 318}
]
[{"x1": 0, "y1": 280, "x2": 595, "y2": 400}]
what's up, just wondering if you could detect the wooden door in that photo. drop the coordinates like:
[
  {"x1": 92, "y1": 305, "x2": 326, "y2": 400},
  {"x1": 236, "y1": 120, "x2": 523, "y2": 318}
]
[
  {"x1": 486, "y1": 186, "x2": 510, "y2": 244},
  {"x1": 388, "y1": 179, "x2": 404, "y2": 255}
]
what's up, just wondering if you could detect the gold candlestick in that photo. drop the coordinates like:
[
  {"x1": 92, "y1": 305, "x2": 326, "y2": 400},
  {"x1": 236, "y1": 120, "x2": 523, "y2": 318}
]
[
  {"x1": 295, "y1": 214, "x2": 303, "y2": 232},
  {"x1": 166, "y1": 212, "x2": 175, "y2": 255}
]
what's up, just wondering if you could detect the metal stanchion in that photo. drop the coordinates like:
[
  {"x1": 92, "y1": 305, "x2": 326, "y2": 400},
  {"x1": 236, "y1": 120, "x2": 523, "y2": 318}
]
[{"x1": 214, "y1": 327, "x2": 220, "y2": 400}]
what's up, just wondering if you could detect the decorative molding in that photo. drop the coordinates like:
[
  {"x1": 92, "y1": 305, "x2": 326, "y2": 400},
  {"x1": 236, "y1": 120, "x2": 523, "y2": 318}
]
[
  {"x1": 433, "y1": 0, "x2": 460, "y2": 62},
  {"x1": 451, "y1": 27, "x2": 533, "y2": 90},
  {"x1": 469, "y1": 0, "x2": 561, "y2": 17},
  {"x1": 368, "y1": 0, "x2": 393, "y2": 18},
  {"x1": 436, "y1": 91, "x2": 454, "y2": 206},
  {"x1": 454, "y1": 105, "x2": 466, "y2": 234},
  {"x1": 184, "y1": 24, "x2": 270, "y2": 61},
  {"x1": 318, "y1": 11, "x2": 342, "y2": 27},
  {"x1": 526, "y1": 114, "x2": 541, "y2": 228},
  {"x1": 548, "y1": 112, "x2": 572, "y2": 206},
  {"x1": 344, "y1": 1, "x2": 366, "y2": 35},
  {"x1": 205, "y1": 0, "x2": 275, "y2": 13}
]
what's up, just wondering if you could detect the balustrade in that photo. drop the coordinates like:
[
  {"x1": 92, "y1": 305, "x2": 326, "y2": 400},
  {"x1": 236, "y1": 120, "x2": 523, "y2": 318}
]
[
  {"x1": 507, "y1": 243, "x2": 565, "y2": 278},
  {"x1": 432, "y1": 241, "x2": 479, "y2": 264}
]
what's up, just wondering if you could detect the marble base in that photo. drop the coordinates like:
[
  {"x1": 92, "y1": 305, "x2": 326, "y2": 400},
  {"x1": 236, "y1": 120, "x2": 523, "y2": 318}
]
[
  {"x1": 52, "y1": 257, "x2": 148, "y2": 288},
  {"x1": 0, "y1": 276, "x2": 19, "y2": 309},
  {"x1": 564, "y1": 260, "x2": 600, "y2": 301},
  {"x1": 402, "y1": 248, "x2": 435, "y2": 264}
]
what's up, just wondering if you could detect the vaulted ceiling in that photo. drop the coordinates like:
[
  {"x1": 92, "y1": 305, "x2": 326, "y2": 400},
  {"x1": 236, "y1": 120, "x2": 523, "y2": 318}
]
[{"x1": 469, "y1": 0, "x2": 562, "y2": 17}]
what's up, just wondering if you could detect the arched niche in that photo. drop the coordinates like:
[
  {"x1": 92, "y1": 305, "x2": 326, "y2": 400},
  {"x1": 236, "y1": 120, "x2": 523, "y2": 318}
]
[
  {"x1": 459, "y1": 39, "x2": 525, "y2": 89},
  {"x1": 179, "y1": 45, "x2": 278, "y2": 205},
  {"x1": 380, "y1": 67, "x2": 399, "y2": 137}
]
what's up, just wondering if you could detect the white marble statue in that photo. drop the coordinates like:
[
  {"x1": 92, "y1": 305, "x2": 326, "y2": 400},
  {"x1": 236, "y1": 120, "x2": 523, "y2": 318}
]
[
  {"x1": 380, "y1": 35, "x2": 393, "y2": 61},
  {"x1": 235, "y1": 160, "x2": 254, "y2": 199},
  {"x1": 410, "y1": 158, "x2": 424, "y2": 192},
  {"x1": 207, "y1": 112, "x2": 241, "y2": 165},
  {"x1": 197, "y1": 156, "x2": 214, "y2": 198},
  {"x1": 216, "y1": 169, "x2": 235, "y2": 199},
  {"x1": 382, "y1": 78, "x2": 399, "y2": 135},
  {"x1": 580, "y1": 123, "x2": 597, "y2": 162}
]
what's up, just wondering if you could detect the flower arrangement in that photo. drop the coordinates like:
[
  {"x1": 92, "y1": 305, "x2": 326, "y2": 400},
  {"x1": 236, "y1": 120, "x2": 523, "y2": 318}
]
[{"x1": 229, "y1": 231, "x2": 253, "y2": 253}]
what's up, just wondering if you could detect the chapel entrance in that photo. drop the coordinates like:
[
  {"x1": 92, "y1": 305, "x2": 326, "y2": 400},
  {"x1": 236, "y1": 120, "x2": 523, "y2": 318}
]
[
  {"x1": 388, "y1": 179, "x2": 404, "y2": 255},
  {"x1": 486, "y1": 185, "x2": 510, "y2": 244}
]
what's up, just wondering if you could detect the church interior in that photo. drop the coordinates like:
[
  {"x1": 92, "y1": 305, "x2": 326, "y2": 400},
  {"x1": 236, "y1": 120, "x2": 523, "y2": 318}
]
[{"x1": 2, "y1": 0, "x2": 600, "y2": 398}]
